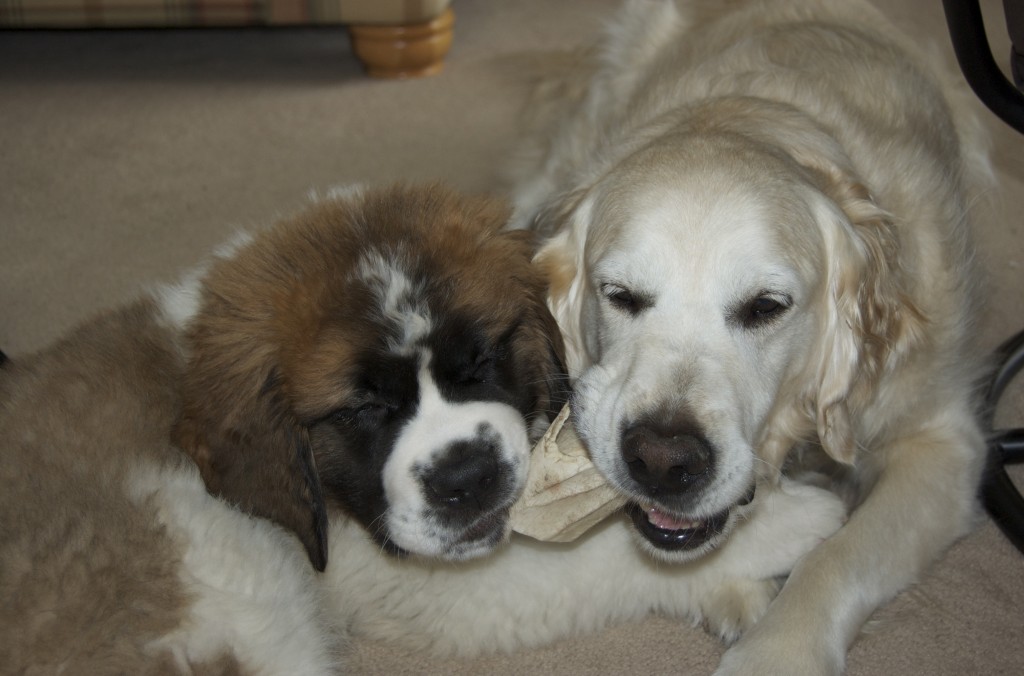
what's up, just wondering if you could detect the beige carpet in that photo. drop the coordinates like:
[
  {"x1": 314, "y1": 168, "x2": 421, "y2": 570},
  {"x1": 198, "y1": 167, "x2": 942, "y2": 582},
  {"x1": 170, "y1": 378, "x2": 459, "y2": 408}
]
[{"x1": 2, "y1": 0, "x2": 1023, "y2": 673}]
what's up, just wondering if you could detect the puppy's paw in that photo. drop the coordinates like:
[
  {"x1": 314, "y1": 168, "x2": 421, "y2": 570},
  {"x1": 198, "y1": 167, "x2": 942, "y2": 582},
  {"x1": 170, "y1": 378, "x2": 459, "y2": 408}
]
[{"x1": 699, "y1": 577, "x2": 781, "y2": 644}]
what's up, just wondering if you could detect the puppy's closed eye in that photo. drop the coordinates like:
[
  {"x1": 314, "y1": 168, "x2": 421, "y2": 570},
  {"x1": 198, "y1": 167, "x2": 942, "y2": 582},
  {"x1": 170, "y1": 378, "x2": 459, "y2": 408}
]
[
  {"x1": 457, "y1": 352, "x2": 499, "y2": 385},
  {"x1": 331, "y1": 399, "x2": 396, "y2": 428}
]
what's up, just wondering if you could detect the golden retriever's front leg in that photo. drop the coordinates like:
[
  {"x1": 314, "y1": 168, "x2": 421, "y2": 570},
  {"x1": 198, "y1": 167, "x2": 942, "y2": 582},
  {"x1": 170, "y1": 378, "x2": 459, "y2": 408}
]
[
  {"x1": 714, "y1": 416, "x2": 984, "y2": 676},
  {"x1": 691, "y1": 478, "x2": 846, "y2": 644}
]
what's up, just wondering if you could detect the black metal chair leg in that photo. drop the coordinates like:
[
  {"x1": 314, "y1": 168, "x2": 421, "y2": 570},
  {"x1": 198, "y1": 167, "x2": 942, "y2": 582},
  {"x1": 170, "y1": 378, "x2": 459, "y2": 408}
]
[
  {"x1": 982, "y1": 331, "x2": 1024, "y2": 553},
  {"x1": 943, "y1": 0, "x2": 1024, "y2": 555}
]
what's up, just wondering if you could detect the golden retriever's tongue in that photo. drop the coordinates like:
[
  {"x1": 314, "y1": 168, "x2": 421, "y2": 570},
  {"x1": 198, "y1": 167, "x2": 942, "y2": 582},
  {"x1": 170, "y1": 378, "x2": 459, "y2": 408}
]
[{"x1": 647, "y1": 506, "x2": 700, "y2": 531}]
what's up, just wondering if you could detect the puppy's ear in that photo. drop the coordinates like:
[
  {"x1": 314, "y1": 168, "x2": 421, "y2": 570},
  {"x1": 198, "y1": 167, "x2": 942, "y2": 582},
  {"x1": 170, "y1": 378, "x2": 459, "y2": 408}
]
[
  {"x1": 525, "y1": 279, "x2": 572, "y2": 427},
  {"x1": 808, "y1": 179, "x2": 926, "y2": 465},
  {"x1": 496, "y1": 229, "x2": 572, "y2": 435},
  {"x1": 175, "y1": 360, "x2": 329, "y2": 572}
]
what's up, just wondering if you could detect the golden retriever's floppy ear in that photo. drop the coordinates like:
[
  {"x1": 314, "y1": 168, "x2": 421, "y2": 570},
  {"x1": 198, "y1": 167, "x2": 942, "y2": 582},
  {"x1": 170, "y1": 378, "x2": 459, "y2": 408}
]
[
  {"x1": 806, "y1": 174, "x2": 927, "y2": 465},
  {"x1": 174, "y1": 337, "x2": 329, "y2": 572},
  {"x1": 532, "y1": 190, "x2": 595, "y2": 379}
]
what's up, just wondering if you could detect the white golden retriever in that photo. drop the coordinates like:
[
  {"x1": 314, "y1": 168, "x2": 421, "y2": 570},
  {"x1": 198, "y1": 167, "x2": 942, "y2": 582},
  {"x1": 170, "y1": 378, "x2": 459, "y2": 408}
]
[{"x1": 509, "y1": 0, "x2": 991, "y2": 673}]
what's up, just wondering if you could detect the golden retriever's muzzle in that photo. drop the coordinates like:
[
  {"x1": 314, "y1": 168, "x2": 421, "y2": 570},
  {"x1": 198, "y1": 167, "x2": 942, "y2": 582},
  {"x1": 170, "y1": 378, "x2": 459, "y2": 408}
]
[{"x1": 619, "y1": 412, "x2": 755, "y2": 551}]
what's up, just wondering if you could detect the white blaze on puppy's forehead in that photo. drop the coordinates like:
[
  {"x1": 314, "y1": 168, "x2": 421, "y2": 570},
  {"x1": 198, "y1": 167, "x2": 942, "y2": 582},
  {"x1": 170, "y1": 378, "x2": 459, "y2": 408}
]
[{"x1": 356, "y1": 248, "x2": 433, "y2": 352}]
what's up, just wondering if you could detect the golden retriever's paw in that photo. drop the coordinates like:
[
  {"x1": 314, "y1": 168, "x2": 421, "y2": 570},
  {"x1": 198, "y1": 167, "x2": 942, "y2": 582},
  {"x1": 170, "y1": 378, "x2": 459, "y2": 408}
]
[
  {"x1": 699, "y1": 577, "x2": 781, "y2": 644},
  {"x1": 712, "y1": 623, "x2": 844, "y2": 676}
]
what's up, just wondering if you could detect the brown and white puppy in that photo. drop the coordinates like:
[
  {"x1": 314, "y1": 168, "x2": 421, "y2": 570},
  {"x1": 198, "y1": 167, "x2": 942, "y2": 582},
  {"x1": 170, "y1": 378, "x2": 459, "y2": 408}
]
[
  {"x1": 508, "y1": 0, "x2": 991, "y2": 673},
  {"x1": 171, "y1": 183, "x2": 568, "y2": 571},
  {"x1": 0, "y1": 184, "x2": 568, "y2": 673}
]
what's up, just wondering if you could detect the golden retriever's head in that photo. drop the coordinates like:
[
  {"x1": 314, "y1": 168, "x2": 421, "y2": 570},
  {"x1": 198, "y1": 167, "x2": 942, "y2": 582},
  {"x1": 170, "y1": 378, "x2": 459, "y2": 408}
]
[
  {"x1": 172, "y1": 184, "x2": 568, "y2": 571},
  {"x1": 536, "y1": 102, "x2": 923, "y2": 560}
]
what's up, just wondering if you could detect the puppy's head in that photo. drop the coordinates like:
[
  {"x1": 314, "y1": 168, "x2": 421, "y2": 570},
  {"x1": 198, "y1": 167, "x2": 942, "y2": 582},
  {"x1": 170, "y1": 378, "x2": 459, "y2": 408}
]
[
  {"x1": 537, "y1": 104, "x2": 922, "y2": 561},
  {"x1": 173, "y1": 184, "x2": 568, "y2": 570}
]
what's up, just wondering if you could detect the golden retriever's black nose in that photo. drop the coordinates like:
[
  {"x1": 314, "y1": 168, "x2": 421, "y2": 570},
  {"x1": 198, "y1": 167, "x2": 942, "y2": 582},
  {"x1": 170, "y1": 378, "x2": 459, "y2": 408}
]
[{"x1": 621, "y1": 423, "x2": 712, "y2": 493}]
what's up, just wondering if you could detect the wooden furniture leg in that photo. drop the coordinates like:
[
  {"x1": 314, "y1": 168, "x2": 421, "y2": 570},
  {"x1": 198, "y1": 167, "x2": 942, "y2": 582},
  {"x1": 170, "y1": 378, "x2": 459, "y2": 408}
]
[{"x1": 349, "y1": 7, "x2": 454, "y2": 79}]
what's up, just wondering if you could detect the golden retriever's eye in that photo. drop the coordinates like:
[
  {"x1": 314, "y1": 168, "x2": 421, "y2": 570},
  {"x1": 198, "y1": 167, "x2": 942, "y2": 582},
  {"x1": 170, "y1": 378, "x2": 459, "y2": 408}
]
[
  {"x1": 736, "y1": 294, "x2": 790, "y2": 328},
  {"x1": 751, "y1": 297, "x2": 781, "y2": 316},
  {"x1": 602, "y1": 283, "x2": 652, "y2": 316}
]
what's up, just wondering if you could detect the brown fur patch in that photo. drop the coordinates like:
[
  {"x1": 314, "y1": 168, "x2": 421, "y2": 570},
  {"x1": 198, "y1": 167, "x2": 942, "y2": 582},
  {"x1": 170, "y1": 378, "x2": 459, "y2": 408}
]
[{"x1": 0, "y1": 300, "x2": 197, "y2": 673}]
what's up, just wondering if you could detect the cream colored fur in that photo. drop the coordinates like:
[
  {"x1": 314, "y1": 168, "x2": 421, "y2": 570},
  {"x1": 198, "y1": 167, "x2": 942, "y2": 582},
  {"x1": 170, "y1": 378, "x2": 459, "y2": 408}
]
[
  {"x1": 508, "y1": 1, "x2": 990, "y2": 673},
  {"x1": 323, "y1": 476, "x2": 843, "y2": 654}
]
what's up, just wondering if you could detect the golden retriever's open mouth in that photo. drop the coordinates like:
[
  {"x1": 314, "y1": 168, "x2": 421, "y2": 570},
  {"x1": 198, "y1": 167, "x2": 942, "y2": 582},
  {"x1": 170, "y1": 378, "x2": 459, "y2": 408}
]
[{"x1": 626, "y1": 484, "x2": 756, "y2": 552}]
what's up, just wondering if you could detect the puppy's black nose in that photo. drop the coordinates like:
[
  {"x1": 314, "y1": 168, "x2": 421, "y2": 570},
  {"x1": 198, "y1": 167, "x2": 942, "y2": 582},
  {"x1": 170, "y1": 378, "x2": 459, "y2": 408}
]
[
  {"x1": 424, "y1": 441, "x2": 501, "y2": 512},
  {"x1": 621, "y1": 421, "x2": 712, "y2": 495}
]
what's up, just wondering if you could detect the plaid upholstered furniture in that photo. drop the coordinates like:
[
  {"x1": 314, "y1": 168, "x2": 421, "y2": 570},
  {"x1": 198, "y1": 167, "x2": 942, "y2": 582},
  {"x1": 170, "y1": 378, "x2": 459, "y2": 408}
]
[{"x1": 0, "y1": 0, "x2": 455, "y2": 77}]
